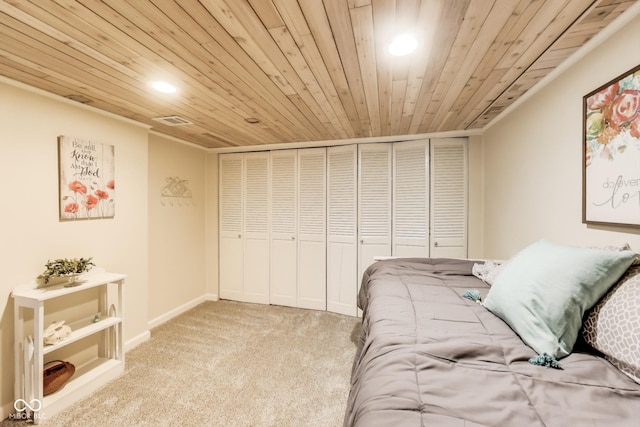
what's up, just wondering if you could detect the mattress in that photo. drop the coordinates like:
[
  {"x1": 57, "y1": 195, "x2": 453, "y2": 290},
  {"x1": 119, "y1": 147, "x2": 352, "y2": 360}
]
[{"x1": 344, "y1": 258, "x2": 640, "y2": 427}]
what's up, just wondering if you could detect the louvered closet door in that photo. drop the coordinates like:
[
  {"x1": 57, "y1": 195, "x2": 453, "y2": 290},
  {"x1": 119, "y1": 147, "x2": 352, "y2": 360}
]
[
  {"x1": 297, "y1": 148, "x2": 327, "y2": 310},
  {"x1": 243, "y1": 152, "x2": 270, "y2": 304},
  {"x1": 430, "y1": 138, "x2": 468, "y2": 258},
  {"x1": 327, "y1": 145, "x2": 358, "y2": 316},
  {"x1": 269, "y1": 150, "x2": 297, "y2": 307},
  {"x1": 358, "y1": 144, "x2": 392, "y2": 282},
  {"x1": 219, "y1": 153, "x2": 244, "y2": 301},
  {"x1": 393, "y1": 140, "x2": 429, "y2": 257}
]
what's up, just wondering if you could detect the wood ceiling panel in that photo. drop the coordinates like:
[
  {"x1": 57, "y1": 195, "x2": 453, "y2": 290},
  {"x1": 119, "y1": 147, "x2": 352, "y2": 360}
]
[
  {"x1": 350, "y1": 3, "x2": 381, "y2": 135},
  {"x1": 173, "y1": 0, "x2": 326, "y2": 141},
  {"x1": 410, "y1": 0, "x2": 469, "y2": 134},
  {"x1": 419, "y1": 0, "x2": 495, "y2": 132},
  {"x1": 402, "y1": 0, "x2": 441, "y2": 118},
  {"x1": 324, "y1": 0, "x2": 372, "y2": 136},
  {"x1": 0, "y1": 0, "x2": 635, "y2": 148},
  {"x1": 371, "y1": 0, "x2": 394, "y2": 136},
  {"x1": 300, "y1": 0, "x2": 365, "y2": 137}
]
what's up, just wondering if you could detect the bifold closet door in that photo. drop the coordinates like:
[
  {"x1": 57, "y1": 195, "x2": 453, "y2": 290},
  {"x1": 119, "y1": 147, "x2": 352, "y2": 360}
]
[
  {"x1": 242, "y1": 152, "x2": 270, "y2": 304},
  {"x1": 218, "y1": 152, "x2": 270, "y2": 304},
  {"x1": 327, "y1": 145, "x2": 358, "y2": 316},
  {"x1": 430, "y1": 138, "x2": 468, "y2": 258},
  {"x1": 393, "y1": 140, "x2": 429, "y2": 257},
  {"x1": 219, "y1": 153, "x2": 244, "y2": 301},
  {"x1": 269, "y1": 150, "x2": 297, "y2": 307},
  {"x1": 358, "y1": 143, "x2": 392, "y2": 282},
  {"x1": 297, "y1": 148, "x2": 327, "y2": 310}
]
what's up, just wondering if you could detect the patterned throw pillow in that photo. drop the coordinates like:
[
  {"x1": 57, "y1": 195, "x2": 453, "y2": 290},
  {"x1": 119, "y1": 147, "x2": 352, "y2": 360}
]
[
  {"x1": 472, "y1": 260, "x2": 508, "y2": 286},
  {"x1": 583, "y1": 264, "x2": 640, "y2": 383}
]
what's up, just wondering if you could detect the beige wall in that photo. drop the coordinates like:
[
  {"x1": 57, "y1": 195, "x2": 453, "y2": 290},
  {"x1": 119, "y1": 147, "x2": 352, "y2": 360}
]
[
  {"x1": 148, "y1": 134, "x2": 208, "y2": 325},
  {"x1": 467, "y1": 135, "x2": 485, "y2": 259},
  {"x1": 482, "y1": 17, "x2": 640, "y2": 259},
  {"x1": 206, "y1": 153, "x2": 219, "y2": 298},
  {"x1": 0, "y1": 80, "x2": 150, "y2": 416}
]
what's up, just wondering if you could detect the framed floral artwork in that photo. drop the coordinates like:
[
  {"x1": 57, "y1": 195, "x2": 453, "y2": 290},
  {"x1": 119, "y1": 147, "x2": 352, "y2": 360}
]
[
  {"x1": 583, "y1": 64, "x2": 640, "y2": 227},
  {"x1": 58, "y1": 136, "x2": 115, "y2": 220}
]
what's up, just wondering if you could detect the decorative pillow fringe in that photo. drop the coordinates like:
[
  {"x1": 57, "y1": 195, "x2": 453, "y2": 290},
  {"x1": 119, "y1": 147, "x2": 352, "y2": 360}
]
[
  {"x1": 462, "y1": 289, "x2": 481, "y2": 302},
  {"x1": 529, "y1": 353, "x2": 562, "y2": 369}
]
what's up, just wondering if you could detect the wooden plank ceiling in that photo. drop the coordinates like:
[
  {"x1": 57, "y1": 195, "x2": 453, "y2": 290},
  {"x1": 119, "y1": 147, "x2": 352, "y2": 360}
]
[{"x1": 0, "y1": 0, "x2": 635, "y2": 148}]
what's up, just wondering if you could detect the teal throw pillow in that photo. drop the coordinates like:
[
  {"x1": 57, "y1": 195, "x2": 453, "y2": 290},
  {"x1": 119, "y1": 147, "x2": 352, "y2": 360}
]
[{"x1": 483, "y1": 240, "x2": 636, "y2": 359}]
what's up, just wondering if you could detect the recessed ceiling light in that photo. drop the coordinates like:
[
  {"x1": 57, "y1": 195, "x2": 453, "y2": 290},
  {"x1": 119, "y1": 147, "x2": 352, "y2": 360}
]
[
  {"x1": 151, "y1": 81, "x2": 177, "y2": 94},
  {"x1": 388, "y1": 34, "x2": 418, "y2": 56}
]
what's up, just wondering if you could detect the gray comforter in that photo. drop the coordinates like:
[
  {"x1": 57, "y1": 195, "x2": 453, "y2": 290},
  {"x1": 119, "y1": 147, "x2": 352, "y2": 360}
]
[{"x1": 344, "y1": 258, "x2": 640, "y2": 427}]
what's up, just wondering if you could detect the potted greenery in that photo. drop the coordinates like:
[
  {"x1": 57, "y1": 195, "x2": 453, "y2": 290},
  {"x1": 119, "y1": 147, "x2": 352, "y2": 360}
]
[{"x1": 38, "y1": 257, "x2": 95, "y2": 287}]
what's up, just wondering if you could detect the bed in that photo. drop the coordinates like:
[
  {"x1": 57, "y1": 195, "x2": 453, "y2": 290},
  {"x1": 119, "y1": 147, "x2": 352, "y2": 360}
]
[{"x1": 344, "y1": 256, "x2": 640, "y2": 427}]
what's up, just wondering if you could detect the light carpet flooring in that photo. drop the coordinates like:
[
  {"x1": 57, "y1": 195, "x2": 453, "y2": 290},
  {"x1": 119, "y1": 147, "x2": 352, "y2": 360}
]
[{"x1": 2, "y1": 300, "x2": 361, "y2": 427}]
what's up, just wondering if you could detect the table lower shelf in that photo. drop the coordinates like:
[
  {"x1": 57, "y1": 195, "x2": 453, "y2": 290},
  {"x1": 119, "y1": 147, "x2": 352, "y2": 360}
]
[{"x1": 42, "y1": 357, "x2": 124, "y2": 418}]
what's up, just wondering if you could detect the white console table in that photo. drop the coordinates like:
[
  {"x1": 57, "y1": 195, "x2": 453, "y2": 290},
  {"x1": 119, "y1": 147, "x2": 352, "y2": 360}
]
[{"x1": 12, "y1": 270, "x2": 126, "y2": 423}]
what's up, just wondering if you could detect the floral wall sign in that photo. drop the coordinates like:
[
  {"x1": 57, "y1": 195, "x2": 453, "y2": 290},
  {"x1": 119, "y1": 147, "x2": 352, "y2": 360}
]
[
  {"x1": 58, "y1": 136, "x2": 115, "y2": 220},
  {"x1": 583, "y1": 64, "x2": 640, "y2": 227}
]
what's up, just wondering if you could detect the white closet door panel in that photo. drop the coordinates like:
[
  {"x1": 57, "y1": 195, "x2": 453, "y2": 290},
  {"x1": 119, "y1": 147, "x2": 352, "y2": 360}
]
[
  {"x1": 270, "y1": 150, "x2": 297, "y2": 240},
  {"x1": 393, "y1": 140, "x2": 429, "y2": 257},
  {"x1": 360, "y1": 243, "x2": 389, "y2": 271},
  {"x1": 328, "y1": 145, "x2": 357, "y2": 238},
  {"x1": 359, "y1": 144, "x2": 392, "y2": 243},
  {"x1": 244, "y1": 238, "x2": 270, "y2": 303},
  {"x1": 393, "y1": 245, "x2": 428, "y2": 258},
  {"x1": 327, "y1": 145, "x2": 358, "y2": 316},
  {"x1": 243, "y1": 152, "x2": 270, "y2": 302},
  {"x1": 219, "y1": 153, "x2": 244, "y2": 300},
  {"x1": 297, "y1": 148, "x2": 326, "y2": 310},
  {"x1": 298, "y1": 240, "x2": 326, "y2": 310},
  {"x1": 244, "y1": 152, "x2": 270, "y2": 240},
  {"x1": 270, "y1": 239, "x2": 297, "y2": 306},
  {"x1": 430, "y1": 138, "x2": 468, "y2": 258},
  {"x1": 270, "y1": 150, "x2": 297, "y2": 306},
  {"x1": 219, "y1": 236, "x2": 243, "y2": 300},
  {"x1": 358, "y1": 144, "x2": 391, "y2": 281},
  {"x1": 298, "y1": 148, "x2": 326, "y2": 241},
  {"x1": 327, "y1": 242, "x2": 358, "y2": 315},
  {"x1": 219, "y1": 153, "x2": 243, "y2": 239}
]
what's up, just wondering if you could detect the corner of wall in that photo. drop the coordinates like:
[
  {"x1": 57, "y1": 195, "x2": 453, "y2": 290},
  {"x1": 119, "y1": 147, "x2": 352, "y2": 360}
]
[
  {"x1": 125, "y1": 331, "x2": 151, "y2": 352},
  {"x1": 467, "y1": 134, "x2": 485, "y2": 258},
  {"x1": 205, "y1": 152, "x2": 220, "y2": 298}
]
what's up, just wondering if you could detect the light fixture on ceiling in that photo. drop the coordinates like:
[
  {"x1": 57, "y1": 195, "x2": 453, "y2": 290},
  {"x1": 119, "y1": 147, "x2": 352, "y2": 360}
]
[
  {"x1": 150, "y1": 81, "x2": 177, "y2": 94},
  {"x1": 388, "y1": 33, "x2": 418, "y2": 56}
]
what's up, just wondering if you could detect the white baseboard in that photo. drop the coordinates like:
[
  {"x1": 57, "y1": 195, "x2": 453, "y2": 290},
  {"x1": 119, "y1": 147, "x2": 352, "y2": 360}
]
[
  {"x1": 118, "y1": 293, "x2": 220, "y2": 351},
  {"x1": 147, "y1": 293, "x2": 217, "y2": 330},
  {"x1": 125, "y1": 330, "x2": 151, "y2": 352}
]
